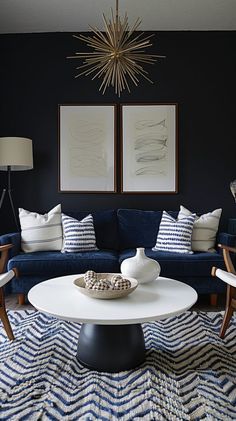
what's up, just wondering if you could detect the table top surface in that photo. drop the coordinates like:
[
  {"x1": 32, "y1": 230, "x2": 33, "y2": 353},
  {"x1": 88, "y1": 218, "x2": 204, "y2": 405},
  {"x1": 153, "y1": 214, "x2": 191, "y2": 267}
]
[{"x1": 28, "y1": 275, "x2": 198, "y2": 325}]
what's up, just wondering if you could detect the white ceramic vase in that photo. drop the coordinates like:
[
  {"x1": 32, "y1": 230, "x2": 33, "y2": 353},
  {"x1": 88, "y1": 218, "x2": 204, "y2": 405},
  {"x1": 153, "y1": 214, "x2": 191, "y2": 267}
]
[{"x1": 121, "y1": 247, "x2": 161, "y2": 284}]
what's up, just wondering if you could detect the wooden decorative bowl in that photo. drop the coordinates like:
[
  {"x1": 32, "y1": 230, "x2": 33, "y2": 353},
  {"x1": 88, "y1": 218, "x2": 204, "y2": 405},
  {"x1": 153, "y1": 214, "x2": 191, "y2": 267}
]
[{"x1": 73, "y1": 273, "x2": 138, "y2": 300}]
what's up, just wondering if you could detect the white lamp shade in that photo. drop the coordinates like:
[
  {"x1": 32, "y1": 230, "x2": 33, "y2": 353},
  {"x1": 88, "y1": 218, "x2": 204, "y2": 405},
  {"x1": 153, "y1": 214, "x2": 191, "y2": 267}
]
[{"x1": 0, "y1": 137, "x2": 33, "y2": 170}]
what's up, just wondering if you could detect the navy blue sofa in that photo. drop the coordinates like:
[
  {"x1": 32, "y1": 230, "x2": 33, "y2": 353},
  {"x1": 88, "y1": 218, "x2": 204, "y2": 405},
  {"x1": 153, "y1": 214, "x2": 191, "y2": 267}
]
[{"x1": 1, "y1": 209, "x2": 235, "y2": 303}]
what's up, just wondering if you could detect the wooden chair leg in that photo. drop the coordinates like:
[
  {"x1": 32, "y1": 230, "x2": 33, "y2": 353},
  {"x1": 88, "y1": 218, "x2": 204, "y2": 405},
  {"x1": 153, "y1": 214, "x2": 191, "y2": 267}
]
[
  {"x1": 0, "y1": 288, "x2": 14, "y2": 340},
  {"x1": 18, "y1": 293, "x2": 25, "y2": 305},
  {"x1": 210, "y1": 293, "x2": 218, "y2": 306},
  {"x1": 219, "y1": 284, "x2": 236, "y2": 339},
  {"x1": 220, "y1": 305, "x2": 234, "y2": 339}
]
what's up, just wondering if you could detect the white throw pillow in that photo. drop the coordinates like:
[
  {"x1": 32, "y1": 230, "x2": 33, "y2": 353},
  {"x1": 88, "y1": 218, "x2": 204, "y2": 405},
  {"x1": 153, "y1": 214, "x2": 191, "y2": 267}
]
[
  {"x1": 178, "y1": 205, "x2": 222, "y2": 252},
  {"x1": 152, "y1": 210, "x2": 195, "y2": 254},
  {"x1": 61, "y1": 213, "x2": 98, "y2": 252},
  {"x1": 19, "y1": 204, "x2": 63, "y2": 252}
]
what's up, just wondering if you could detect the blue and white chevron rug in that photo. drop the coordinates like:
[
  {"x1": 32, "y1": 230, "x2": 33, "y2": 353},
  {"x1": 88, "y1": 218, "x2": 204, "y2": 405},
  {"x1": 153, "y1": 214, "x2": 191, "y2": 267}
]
[{"x1": 0, "y1": 311, "x2": 236, "y2": 420}]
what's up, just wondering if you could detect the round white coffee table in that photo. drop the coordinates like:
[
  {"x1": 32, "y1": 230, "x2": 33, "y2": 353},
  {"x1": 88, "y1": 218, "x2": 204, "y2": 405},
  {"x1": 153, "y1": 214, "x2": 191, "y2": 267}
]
[{"x1": 28, "y1": 275, "x2": 197, "y2": 372}]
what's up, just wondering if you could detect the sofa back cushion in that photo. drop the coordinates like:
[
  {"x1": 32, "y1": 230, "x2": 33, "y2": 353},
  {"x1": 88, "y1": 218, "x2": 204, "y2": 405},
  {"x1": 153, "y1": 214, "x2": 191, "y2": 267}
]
[
  {"x1": 66, "y1": 210, "x2": 119, "y2": 250},
  {"x1": 117, "y1": 209, "x2": 178, "y2": 250}
]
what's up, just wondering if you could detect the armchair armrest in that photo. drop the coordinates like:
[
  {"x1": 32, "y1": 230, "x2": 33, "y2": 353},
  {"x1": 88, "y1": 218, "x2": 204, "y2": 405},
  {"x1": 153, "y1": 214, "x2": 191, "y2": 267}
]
[
  {"x1": 212, "y1": 268, "x2": 236, "y2": 288},
  {"x1": 217, "y1": 232, "x2": 236, "y2": 248},
  {"x1": 0, "y1": 232, "x2": 21, "y2": 257},
  {"x1": 0, "y1": 268, "x2": 18, "y2": 288},
  {"x1": 218, "y1": 244, "x2": 236, "y2": 253},
  {"x1": 0, "y1": 244, "x2": 13, "y2": 273},
  {"x1": 217, "y1": 243, "x2": 236, "y2": 274}
]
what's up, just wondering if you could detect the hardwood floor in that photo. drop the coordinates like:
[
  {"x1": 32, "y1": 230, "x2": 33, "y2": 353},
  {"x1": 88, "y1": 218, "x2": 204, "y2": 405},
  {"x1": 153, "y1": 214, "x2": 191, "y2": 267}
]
[{"x1": 5, "y1": 294, "x2": 34, "y2": 311}]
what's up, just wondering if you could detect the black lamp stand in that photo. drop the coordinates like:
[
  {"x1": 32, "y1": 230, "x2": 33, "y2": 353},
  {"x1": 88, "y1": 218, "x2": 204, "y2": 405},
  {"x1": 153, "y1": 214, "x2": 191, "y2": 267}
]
[{"x1": 0, "y1": 166, "x2": 20, "y2": 231}]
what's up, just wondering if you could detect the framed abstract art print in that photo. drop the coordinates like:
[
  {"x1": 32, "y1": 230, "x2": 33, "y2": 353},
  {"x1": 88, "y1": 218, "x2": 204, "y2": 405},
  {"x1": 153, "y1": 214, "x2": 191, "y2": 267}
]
[
  {"x1": 121, "y1": 104, "x2": 178, "y2": 193},
  {"x1": 59, "y1": 104, "x2": 117, "y2": 193}
]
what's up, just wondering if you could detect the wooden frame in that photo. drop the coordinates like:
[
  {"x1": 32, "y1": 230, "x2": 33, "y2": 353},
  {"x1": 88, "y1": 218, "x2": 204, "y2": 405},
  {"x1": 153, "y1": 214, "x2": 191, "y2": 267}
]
[
  {"x1": 58, "y1": 104, "x2": 117, "y2": 193},
  {"x1": 120, "y1": 103, "x2": 178, "y2": 194},
  {"x1": 212, "y1": 244, "x2": 236, "y2": 338},
  {"x1": 0, "y1": 244, "x2": 16, "y2": 341}
]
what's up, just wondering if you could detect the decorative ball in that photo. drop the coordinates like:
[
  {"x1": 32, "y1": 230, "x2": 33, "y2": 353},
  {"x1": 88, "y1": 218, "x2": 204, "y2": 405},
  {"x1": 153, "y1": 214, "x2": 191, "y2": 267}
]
[
  {"x1": 84, "y1": 270, "x2": 97, "y2": 283},
  {"x1": 112, "y1": 278, "x2": 131, "y2": 290},
  {"x1": 92, "y1": 279, "x2": 111, "y2": 291},
  {"x1": 110, "y1": 274, "x2": 123, "y2": 286},
  {"x1": 85, "y1": 279, "x2": 97, "y2": 289}
]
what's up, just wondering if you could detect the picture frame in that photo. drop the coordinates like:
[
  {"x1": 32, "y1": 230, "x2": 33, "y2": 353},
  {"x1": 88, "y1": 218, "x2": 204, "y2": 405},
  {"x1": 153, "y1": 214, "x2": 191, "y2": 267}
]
[
  {"x1": 121, "y1": 103, "x2": 178, "y2": 194},
  {"x1": 58, "y1": 104, "x2": 117, "y2": 193}
]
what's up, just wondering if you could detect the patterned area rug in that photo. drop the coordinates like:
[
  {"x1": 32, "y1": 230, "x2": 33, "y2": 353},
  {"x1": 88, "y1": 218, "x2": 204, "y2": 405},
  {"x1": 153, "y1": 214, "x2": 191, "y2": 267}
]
[{"x1": 0, "y1": 311, "x2": 236, "y2": 420}]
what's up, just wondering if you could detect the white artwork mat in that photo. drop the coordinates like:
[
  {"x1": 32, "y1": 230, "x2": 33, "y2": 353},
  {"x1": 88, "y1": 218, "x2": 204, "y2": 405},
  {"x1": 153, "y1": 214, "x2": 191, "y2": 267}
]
[
  {"x1": 122, "y1": 104, "x2": 177, "y2": 193},
  {"x1": 59, "y1": 105, "x2": 116, "y2": 192}
]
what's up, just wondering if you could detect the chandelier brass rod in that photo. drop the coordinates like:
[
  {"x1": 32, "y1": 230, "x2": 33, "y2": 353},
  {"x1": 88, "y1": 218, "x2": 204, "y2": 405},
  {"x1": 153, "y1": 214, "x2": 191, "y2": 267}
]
[
  {"x1": 78, "y1": 32, "x2": 112, "y2": 50},
  {"x1": 76, "y1": 56, "x2": 114, "y2": 68},
  {"x1": 118, "y1": 59, "x2": 132, "y2": 89},
  {"x1": 117, "y1": 18, "x2": 130, "y2": 47},
  {"x1": 102, "y1": 14, "x2": 116, "y2": 46},
  {"x1": 76, "y1": 38, "x2": 112, "y2": 52},
  {"x1": 77, "y1": 59, "x2": 112, "y2": 78},
  {"x1": 124, "y1": 17, "x2": 142, "y2": 39},
  {"x1": 120, "y1": 40, "x2": 156, "y2": 54},
  {"x1": 75, "y1": 60, "x2": 107, "y2": 78},
  {"x1": 92, "y1": 61, "x2": 115, "y2": 81},
  {"x1": 87, "y1": 25, "x2": 114, "y2": 48},
  {"x1": 82, "y1": 27, "x2": 112, "y2": 49},
  {"x1": 119, "y1": 65, "x2": 131, "y2": 93},
  {"x1": 99, "y1": 65, "x2": 114, "y2": 93},
  {"x1": 119, "y1": 31, "x2": 149, "y2": 50},
  {"x1": 110, "y1": 8, "x2": 118, "y2": 48},
  {"x1": 123, "y1": 56, "x2": 150, "y2": 78},
  {"x1": 127, "y1": 55, "x2": 160, "y2": 63},
  {"x1": 125, "y1": 61, "x2": 154, "y2": 84},
  {"x1": 119, "y1": 33, "x2": 156, "y2": 51},
  {"x1": 128, "y1": 53, "x2": 161, "y2": 60},
  {"x1": 124, "y1": 56, "x2": 150, "y2": 74},
  {"x1": 120, "y1": 58, "x2": 140, "y2": 83},
  {"x1": 74, "y1": 33, "x2": 110, "y2": 50},
  {"x1": 122, "y1": 67, "x2": 139, "y2": 87}
]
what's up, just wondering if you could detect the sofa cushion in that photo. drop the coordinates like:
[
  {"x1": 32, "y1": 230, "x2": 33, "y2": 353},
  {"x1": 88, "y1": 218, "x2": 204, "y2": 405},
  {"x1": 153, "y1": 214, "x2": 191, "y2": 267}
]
[
  {"x1": 119, "y1": 248, "x2": 225, "y2": 278},
  {"x1": 19, "y1": 204, "x2": 63, "y2": 252},
  {"x1": 117, "y1": 209, "x2": 178, "y2": 250},
  {"x1": 66, "y1": 210, "x2": 119, "y2": 250},
  {"x1": 8, "y1": 250, "x2": 120, "y2": 277},
  {"x1": 61, "y1": 213, "x2": 97, "y2": 252},
  {"x1": 153, "y1": 211, "x2": 195, "y2": 254},
  {"x1": 178, "y1": 206, "x2": 222, "y2": 252}
]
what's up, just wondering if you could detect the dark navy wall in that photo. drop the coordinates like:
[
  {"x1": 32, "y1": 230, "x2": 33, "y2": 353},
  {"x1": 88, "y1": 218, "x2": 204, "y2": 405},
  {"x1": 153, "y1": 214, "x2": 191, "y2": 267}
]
[{"x1": 0, "y1": 31, "x2": 236, "y2": 234}]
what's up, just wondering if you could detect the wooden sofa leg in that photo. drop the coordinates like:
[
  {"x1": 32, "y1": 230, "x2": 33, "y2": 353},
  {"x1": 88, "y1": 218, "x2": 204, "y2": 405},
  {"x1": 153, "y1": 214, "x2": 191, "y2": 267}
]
[
  {"x1": 210, "y1": 294, "x2": 218, "y2": 306},
  {"x1": 18, "y1": 293, "x2": 25, "y2": 305}
]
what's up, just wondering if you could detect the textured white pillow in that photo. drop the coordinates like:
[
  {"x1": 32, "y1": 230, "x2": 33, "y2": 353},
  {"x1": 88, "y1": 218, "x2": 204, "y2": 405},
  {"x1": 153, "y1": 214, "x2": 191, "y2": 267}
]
[
  {"x1": 178, "y1": 205, "x2": 222, "y2": 252},
  {"x1": 152, "y1": 210, "x2": 195, "y2": 254},
  {"x1": 19, "y1": 204, "x2": 63, "y2": 252}
]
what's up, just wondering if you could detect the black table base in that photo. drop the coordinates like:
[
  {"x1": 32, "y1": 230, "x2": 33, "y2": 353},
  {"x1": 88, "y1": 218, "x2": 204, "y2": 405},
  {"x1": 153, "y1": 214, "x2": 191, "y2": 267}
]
[{"x1": 77, "y1": 323, "x2": 145, "y2": 372}]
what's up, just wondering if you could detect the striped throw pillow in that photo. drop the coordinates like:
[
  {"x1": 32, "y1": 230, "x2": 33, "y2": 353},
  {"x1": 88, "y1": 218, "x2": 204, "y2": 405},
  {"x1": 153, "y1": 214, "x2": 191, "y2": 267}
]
[
  {"x1": 61, "y1": 213, "x2": 97, "y2": 253},
  {"x1": 153, "y1": 211, "x2": 195, "y2": 254},
  {"x1": 178, "y1": 205, "x2": 222, "y2": 252},
  {"x1": 19, "y1": 204, "x2": 63, "y2": 252}
]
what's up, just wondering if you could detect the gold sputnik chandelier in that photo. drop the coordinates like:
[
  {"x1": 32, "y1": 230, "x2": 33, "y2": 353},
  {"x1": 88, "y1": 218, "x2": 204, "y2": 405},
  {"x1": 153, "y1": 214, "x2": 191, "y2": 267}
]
[{"x1": 68, "y1": 0, "x2": 165, "y2": 96}]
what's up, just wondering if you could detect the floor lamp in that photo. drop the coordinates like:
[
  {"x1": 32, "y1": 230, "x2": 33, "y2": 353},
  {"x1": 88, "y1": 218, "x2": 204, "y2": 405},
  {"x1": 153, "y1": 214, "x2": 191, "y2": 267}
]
[{"x1": 0, "y1": 137, "x2": 33, "y2": 231}]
